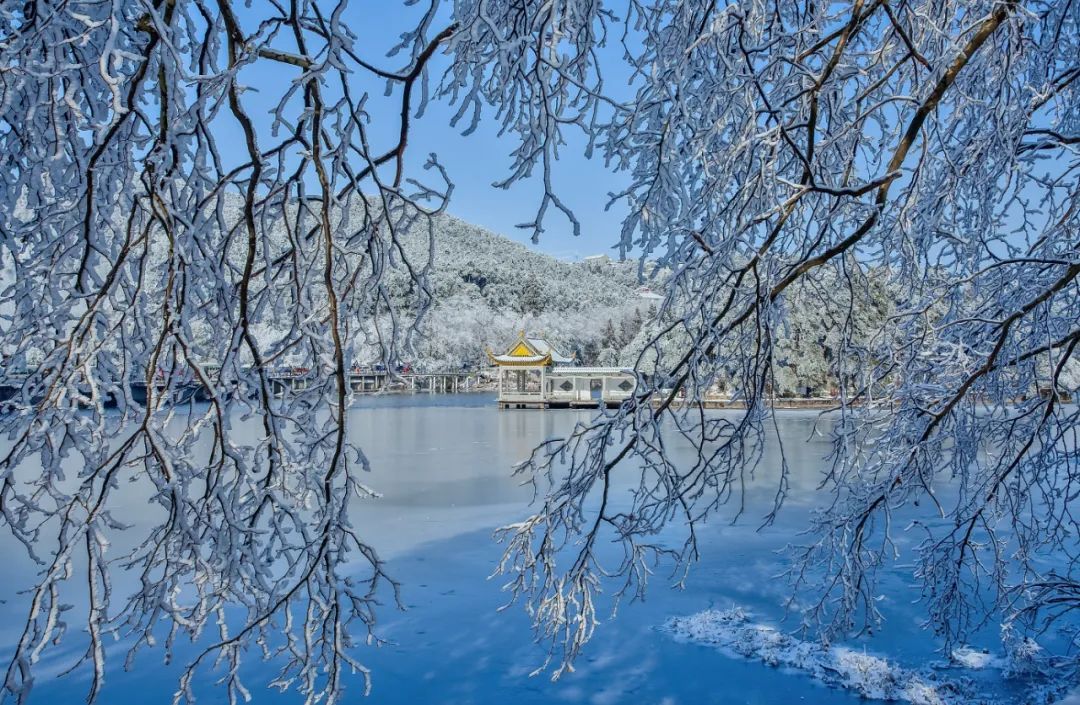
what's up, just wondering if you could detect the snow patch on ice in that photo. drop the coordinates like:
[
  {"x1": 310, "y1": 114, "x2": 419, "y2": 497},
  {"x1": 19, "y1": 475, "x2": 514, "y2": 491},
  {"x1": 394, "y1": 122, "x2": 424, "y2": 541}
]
[
  {"x1": 665, "y1": 607, "x2": 1070, "y2": 705},
  {"x1": 950, "y1": 647, "x2": 1001, "y2": 670},
  {"x1": 666, "y1": 608, "x2": 958, "y2": 704}
]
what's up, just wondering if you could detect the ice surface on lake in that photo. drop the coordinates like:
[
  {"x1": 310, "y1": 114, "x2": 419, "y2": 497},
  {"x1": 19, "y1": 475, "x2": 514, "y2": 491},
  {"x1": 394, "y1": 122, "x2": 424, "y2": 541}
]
[
  {"x1": 666, "y1": 608, "x2": 1067, "y2": 705},
  {"x1": 3, "y1": 399, "x2": 1072, "y2": 704}
]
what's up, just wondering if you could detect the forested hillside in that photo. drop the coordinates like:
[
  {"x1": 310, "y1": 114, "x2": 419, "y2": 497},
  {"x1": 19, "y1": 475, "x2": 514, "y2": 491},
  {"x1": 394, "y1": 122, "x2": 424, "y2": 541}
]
[
  {"x1": 168, "y1": 202, "x2": 1074, "y2": 398},
  {"x1": 359, "y1": 212, "x2": 893, "y2": 394},
  {"x1": 386, "y1": 213, "x2": 897, "y2": 398},
  {"x1": 374, "y1": 212, "x2": 660, "y2": 370}
]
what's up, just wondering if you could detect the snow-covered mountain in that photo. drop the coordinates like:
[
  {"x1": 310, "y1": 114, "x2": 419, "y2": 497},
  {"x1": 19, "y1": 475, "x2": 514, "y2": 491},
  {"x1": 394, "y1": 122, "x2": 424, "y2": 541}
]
[
  {"x1": 146, "y1": 195, "x2": 901, "y2": 394},
  {"x1": 369, "y1": 213, "x2": 898, "y2": 398},
  {"x1": 391, "y1": 212, "x2": 657, "y2": 369}
]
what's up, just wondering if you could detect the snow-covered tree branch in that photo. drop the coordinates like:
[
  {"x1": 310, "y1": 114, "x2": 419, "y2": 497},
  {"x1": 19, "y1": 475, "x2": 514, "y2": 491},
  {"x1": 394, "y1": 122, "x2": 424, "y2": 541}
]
[
  {"x1": 0, "y1": 2, "x2": 456, "y2": 702},
  {"x1": 472, "y1": 0, "x2": 1080, "y2": 681}
]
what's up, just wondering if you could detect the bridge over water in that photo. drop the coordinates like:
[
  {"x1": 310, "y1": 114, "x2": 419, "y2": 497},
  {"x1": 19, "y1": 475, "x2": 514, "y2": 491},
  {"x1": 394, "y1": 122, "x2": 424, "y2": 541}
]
[{"x1": 268, "y1": 368, "x2": 485, "y2": 396}]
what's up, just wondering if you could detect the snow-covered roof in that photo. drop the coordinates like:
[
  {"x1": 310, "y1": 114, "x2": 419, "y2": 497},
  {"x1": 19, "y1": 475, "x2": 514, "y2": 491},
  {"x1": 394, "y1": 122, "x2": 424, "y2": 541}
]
[
  {"x1": 637, "y1": 287, "x2": 663, "y2": 300},
  {"x1": 551, "y1": 367, "x2": 634, "y2": 375},
  {"x1": 526, "y1": 338, "x2": 574, "y2": 364},
  {"x1": 487, "y1": 332, "x2": 575, "y2": 367},
  {"x1": 490, "y1": 353, "x2": 549, "y2": 365}
]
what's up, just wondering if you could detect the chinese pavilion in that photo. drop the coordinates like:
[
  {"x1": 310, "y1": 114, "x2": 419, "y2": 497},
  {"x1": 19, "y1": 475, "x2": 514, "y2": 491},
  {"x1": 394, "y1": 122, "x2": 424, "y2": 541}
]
[{"x1": 487, "y1": 332, "x2": 635, "y2": 409}]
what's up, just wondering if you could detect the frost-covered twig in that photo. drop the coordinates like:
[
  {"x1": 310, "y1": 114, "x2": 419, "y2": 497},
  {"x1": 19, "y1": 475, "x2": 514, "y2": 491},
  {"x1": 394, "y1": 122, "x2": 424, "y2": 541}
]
[
  {"x1": 0, "y1": 2, "x2": 455, "y2": 702},
  {"x1": 476, "y1": 0, "x2": 1080, "y2": 681}
]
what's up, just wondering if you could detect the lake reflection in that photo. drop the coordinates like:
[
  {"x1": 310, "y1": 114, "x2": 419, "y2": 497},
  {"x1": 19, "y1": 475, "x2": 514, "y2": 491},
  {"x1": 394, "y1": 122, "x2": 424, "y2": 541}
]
[{"x1": 0, "y1": 395, "x2": 1002, "y2": 704}]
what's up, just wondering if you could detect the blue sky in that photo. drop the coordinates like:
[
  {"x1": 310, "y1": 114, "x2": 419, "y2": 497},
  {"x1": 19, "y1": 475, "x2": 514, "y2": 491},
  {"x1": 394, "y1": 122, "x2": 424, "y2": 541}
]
[
  {"x1": 388, "y1": 90, "x2": 631, "y2": 261},
  {"x1": 228, "y1": 2, "x2": 631, "y2": 261}
]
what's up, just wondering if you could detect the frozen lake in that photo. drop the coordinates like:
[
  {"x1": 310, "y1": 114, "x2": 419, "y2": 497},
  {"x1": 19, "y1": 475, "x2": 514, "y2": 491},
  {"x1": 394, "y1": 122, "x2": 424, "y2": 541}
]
[{"x1": 0, "y1": 394, "x2": 1053, "y2": 704}]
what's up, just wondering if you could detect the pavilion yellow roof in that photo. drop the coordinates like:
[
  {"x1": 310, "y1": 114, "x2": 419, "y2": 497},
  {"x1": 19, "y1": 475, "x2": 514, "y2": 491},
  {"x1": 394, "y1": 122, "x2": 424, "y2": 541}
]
[{"x1": 486, "y1": 331, "x2": 572, "y2": 367}]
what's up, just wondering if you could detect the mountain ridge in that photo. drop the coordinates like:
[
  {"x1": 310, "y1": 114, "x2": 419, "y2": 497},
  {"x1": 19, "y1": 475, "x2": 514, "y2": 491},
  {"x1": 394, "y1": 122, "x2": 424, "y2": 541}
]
[{"x1": 392, "y1": 211, "x2": 656, "y2": 369}]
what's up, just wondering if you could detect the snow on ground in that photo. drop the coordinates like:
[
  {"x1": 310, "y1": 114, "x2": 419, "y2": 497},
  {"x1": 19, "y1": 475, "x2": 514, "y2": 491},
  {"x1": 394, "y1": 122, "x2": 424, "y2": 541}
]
[
  {"x1": 665, "y1": 608, "x2": 1067, "y2": 705},
  {"x1": 1052, "y1": 690, "x2": 1080, "y2": 705},
  {"x1": 950, "y1": 647, "x2": 1002, "y2": 670}
]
